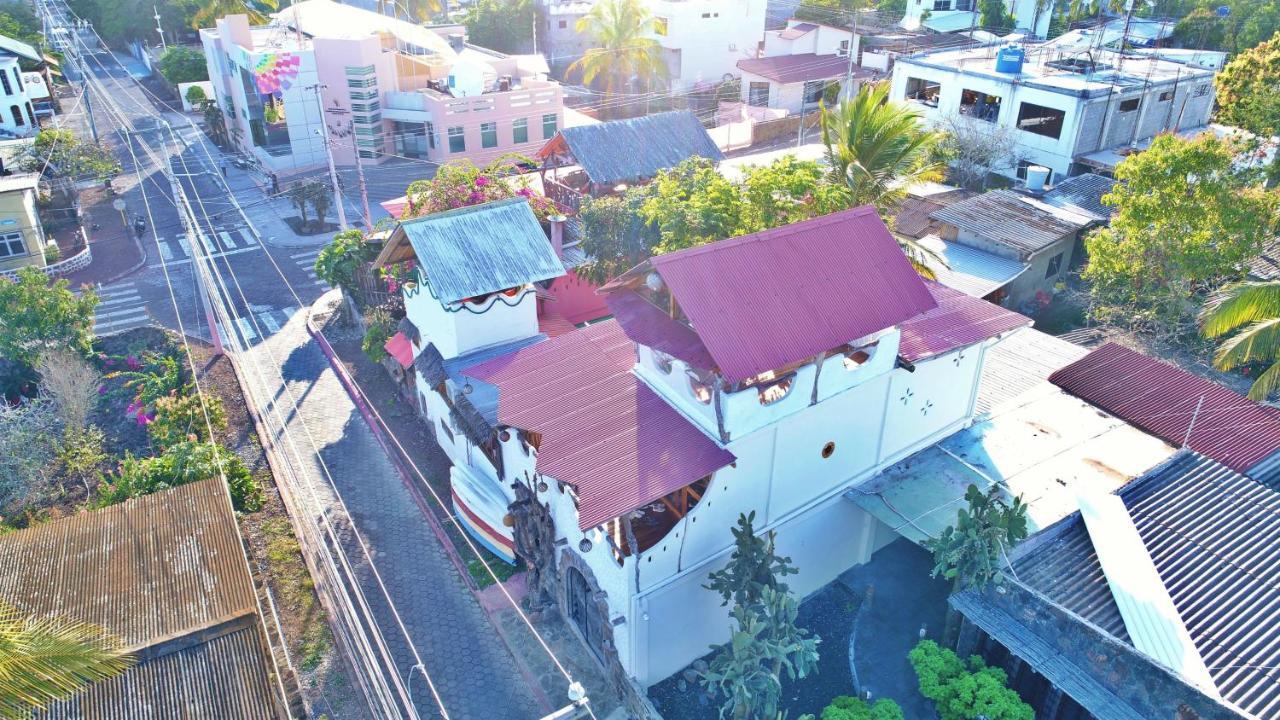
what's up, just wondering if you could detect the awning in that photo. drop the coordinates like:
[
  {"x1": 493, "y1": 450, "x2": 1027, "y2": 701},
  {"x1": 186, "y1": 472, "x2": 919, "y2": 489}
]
[{"x1": 384, "y1": 331, "x2": 414, "y2": 369}]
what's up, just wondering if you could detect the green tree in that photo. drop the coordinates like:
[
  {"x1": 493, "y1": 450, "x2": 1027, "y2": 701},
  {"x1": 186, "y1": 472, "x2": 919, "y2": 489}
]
[
  {"x1": 287, "y1": 181, "x2": 312, "y2": 228},
  {"x1": 96, "y1": 440, "x2": 262, "y2": 512},
  {"x1": 1200, "y1": 281, "x2": 1280, "y2": 399},
  {"x1": 315, "y1": 229, "x2": 375, "y2": 293},
  {"x1": 925, "y1": 484, "x2": 1028, "y2": 592},
  {"x1": 821, "y1": 695, "x2": 904, "y2": 720},
  {"x1": 157, "y1": 46, "x2": 208, "y2": 86},
  {"x1": 190, "y1": 0, "x2": 277, "y2": 28},
  {"x1": 0, "y1": 602, "x2": 133, "y2": 718},
  {"x1": 0, "y1": 1, "x2": 43, "y2": 46},
  {"x1": 1175, "y1": 1, "x2": 1280, "y2": 55},
  {"x1": 1215, "y1": 32, "x2": 1280, "y2": 154},
  {"x1": 0, "y1": 268, "x2": 98, "y2": 375},
  {"x1": 739, "y1": 156, "x2": 853, "y2": 232},
  {"x1": 184, "y1": 85, "x2": 207, "y2": 107},
  {"x1": 909, "y1": 640, "x2": 1033, "y2": 720},
  {"x1": 1083, "y1": 134, "x2": 1280, "y2": 331},
  {"x1": 700, "y1": 512, "x2": 819, "y2": 720},
  {"x1": 979, "y1": 0, "x2": 1014, "y2": 31},
  {"x1": 577, "y1": 190, "x2": 661, "y2": 284},
  {"x1": 568, "y1": 0, "x2": 668, "y2": 117},
  {"x1": 640, "y1": 157, "x2": 744, "y2": 253},
  {"x1": 201, "y1": 100, "x2": 228, "y2": 147},
  {"x1": 309, "y1": 181, "x2": 332, "y2": 228},
  {"x1": 465, "y1": 0, "x2": 536, "y2": 54},
  {"x1": 18, "y1": 130, "x2": 120, "y2": 202}
]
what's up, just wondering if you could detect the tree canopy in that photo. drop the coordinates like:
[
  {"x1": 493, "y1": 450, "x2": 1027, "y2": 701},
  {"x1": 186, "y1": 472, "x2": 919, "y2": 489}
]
[
  {"x1": 0, "y1": 268, "x2": 98, "y2": 372},
  {"x1": 1083, "y1": 134, "x2": 1280, "y2": 330},
  {"x1": 1174, "y1": 1, "x2": 1280, "y2": 55},
  {"x1": 568, "y1": 0, "x2": 667, "y2": 116},
  {"x1": 1215, "y1": 31, "x2": 1280, "y2": 137},
  {"x1": 464, "y1": 0, "x2": 536, "y2": 55},
  {"x1": 157, "y1": 46, "x2": 208, "y2": 86},
  {"x1": 0, "y1": 1, "x2": 42, "y2": 47},
  {"x1": 18, "y1": 129, "x2": 120, "y2": 183}
]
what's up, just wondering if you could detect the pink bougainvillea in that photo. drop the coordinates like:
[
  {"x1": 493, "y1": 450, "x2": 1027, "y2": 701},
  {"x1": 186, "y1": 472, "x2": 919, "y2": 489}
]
[{"x1": 403, "y1": 156, "x2": 563, "y2": 221}]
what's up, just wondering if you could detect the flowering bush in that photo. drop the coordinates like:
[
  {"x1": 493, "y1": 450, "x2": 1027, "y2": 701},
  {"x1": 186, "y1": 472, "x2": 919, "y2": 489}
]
[
  {"x1": 105, "y1": 352, "x2": 188, "y2": 420},
  {"x1": 403, "y1": 155, "x2": 557, "y2": 220},
  {"x1": 96, "y1": 440, "x2": 262, "y2": 512},
  {"x1": 380, "y1": 259, "x2": 417, "y2": 294},
  {"x1": 149, "y1": 393, "x2": 227, "y2": 451}
]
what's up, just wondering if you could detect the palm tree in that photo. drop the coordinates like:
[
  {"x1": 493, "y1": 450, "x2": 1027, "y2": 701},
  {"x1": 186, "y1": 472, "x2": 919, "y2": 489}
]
[
  {"x1": 0, "y1": 602, "x2": 133, "y2": 716},
  {"x1": 191, "y1": 0, "x2": 279, "y2": 28},
  {"x1": 1200, "y1": 281, "x2": 1280, "y2": 400},
  {"x1": 568, "y1": 0, "x2": 668, "y2": 118},
  {"x1": 820, "y1": 83, "x2": 946, "y2": 275}
]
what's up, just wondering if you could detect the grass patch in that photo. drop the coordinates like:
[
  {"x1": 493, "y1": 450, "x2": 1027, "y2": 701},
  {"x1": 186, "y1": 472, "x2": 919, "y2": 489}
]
[
  {"x1": 259, "y1": 516, "x2": 333, "y2": 670},
  {"x1": 467, "y1": 554, "x2": 521, "y2": 589}
]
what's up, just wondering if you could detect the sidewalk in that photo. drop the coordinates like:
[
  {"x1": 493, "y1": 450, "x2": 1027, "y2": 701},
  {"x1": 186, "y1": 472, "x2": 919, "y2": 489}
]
[
  {"x1": 244, "y1": 292, "x2": 543, "y2": 719},
  {"x1": 63, "y1": 186, "x2": 144, "y2": 287}
]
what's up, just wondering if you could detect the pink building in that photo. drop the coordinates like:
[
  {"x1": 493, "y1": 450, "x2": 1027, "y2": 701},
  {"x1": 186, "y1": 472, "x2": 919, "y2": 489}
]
[{"x1": 199, "y1": 0, "x2": 564, "y2": 176}]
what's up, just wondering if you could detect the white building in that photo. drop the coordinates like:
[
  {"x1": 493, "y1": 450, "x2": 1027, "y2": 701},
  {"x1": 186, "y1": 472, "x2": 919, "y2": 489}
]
[
  {"x1": 733, "y1": 19, "x2": 874, "y2": 115},
  {"x1": 647, "y1": 0, "x2": 769, "y2": 91},
  {"x1": 890, "y1": 42, "x2": 1218, "y2": 181},
  {"x1": 901, "y1": 0, "x2": 1054, "y2": 38},
  {"x1": 0, "y1": 36, "x2": 43, "y2": 139},
  {"x1": 376, "y1": 197, "x2": 1031, "y2": 701}
]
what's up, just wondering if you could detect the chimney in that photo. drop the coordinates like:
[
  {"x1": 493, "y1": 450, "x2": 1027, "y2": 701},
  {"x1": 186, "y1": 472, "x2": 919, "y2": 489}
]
[
  {"x1": 548, "y1": 214, "x2": 566, "y2": 258},
  {"x1": 448, "y1": 33, "x2": 465, "y2": 52}
]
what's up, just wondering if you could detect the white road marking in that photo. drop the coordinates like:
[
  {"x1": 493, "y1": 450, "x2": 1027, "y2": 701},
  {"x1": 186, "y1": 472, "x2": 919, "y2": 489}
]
[
  {"x1": 218, "y1": 230, "x2": 238, "y2": 249},
  {"x1": 199, "y1": 232, "x2": 216, "y2": 254},
  {"x1": 146, "y1": 245, "x2": 262, "y2": 268},
  {"x1": 237, "y1": 228, "x2": 256, "y2": 247},
  {"x1": 235, "y1": 315, "x2": 258, "y2": 341},
  {"x1": 97, "y1": 292, "x2": 142, "y2": 308},
  {"x1": 258, "y1": 311, "x2": 281, "y2": 333},
  {"x1": 95, "y1": 306, "x2": 148, "y2": 320},
  {"x1": 178, "y1": 236, "x2": 190, "y2": 255},
  {"x1": 157, "y1": 238, "x2": 173, "y2": 261},
  {"x1": 290, "y1": 248, "x2": 322, "y2": 260}
]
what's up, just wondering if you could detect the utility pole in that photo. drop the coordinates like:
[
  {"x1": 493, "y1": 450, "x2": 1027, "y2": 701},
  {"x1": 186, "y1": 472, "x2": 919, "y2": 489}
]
[
  {"x1": 350, "y1": 121, "x2": 372, "y2": 229},
  {"x1": 532, "y1": 16, "x2": 537, "y2": 55},
  {"x1": 153, "y1": 5, "x2": 166, "y2": 50},
  {"x1": 842, "y1": 2, "x2": 861, "y2": 101},
  {"x1": 79, "y1": 54, "x2": 98, "y2": 142},
  {"x1": 307, "y1": 83, "x2": 348, "y2": 230}
]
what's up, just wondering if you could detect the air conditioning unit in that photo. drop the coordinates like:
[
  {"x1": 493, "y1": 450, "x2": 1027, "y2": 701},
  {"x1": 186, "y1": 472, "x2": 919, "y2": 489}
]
[{"x1": 728, "y1": 43, "x2": 737, "y2": 51}]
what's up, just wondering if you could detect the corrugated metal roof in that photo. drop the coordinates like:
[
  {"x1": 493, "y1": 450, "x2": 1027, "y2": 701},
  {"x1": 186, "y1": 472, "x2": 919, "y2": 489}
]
[
  {"x1": 0, "y1": 479, "x2": 284, "y2": 719},
  {"x1": 975, "y1": 327, "x2": 1088, "y2": 414},
  {"x1": 604, "y1": 290, "x2": 717, "y2": 371},
  {"x1": 1076, "y1": 490, "x2": 1219, "y2": 696},
  {"x1": 920, "y1": 234, "x2": 1029, "y2": 298},
  {"x1": 891, "y1": 189, "x2": 976, "y2": 238},
  {"x1": 898, "y1": 282, "x2": 1030, "y2": 362},
  {"x1": 644, "y1": 206, "x2": 938, "y2": 383},
  {"x1": 777, "y1": 22, "x2": 818, "y2": 39},
  {"x1": 462, "y1": 321, "x2": 735, "y2": 530},
  {"x1": 1013, "y1": 451, "x2": 1280, "y2": 719},
  {"x1": 1248, "y1": 237, "x2": 1280, "y2": 281},
  {"x1": 930, "y1": 189, "x2": 1092, "y2": 258},
  {"x1": 1049, "y1": 343, "x2": 1280, "y2": 474},
  {"x1": 395, "y1": 198, "x2": 566, "y2": 304},
  {"x1": 0, "y1": 479, "x2": 257, "y2": 647},
  {"x1": 447, "y1": 334, "x2": 547, "y2": 425},
  {"x1": 36, "y1": 626, "x2": 280, "y2": 720},
  {"x1": 736, "y1": 54, "x2": 872, "y2": 84},
  {"x1": 543, "y1": 110, "x2": 724, "y2": 186},
  {"x1": 1042, "y1": 173, "x2": 1117, "y2": 222}
]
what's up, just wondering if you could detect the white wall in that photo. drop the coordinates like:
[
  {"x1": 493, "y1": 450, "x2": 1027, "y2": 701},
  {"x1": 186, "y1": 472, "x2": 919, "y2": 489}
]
[
  {"x1": 647, "y1": 0, "x2": 769, "y2": 90},
  {"x1": 0, "y1": 57, "x2": 36, "y2": 137},
  {"x1": 403, "y1": 276, "x2": 541, "y2": 359},
  {"x1": 762, "y1": 20, "x2": 854, "y2": 58}
]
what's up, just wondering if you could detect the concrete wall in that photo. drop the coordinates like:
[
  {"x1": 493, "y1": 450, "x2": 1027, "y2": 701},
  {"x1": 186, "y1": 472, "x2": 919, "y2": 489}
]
[
  {"x1": 0, "y1": 56, "x2": 37, "y2": 138},
  {"x1": 762, "y1": 21, "x2": 854, "y2": 57},
  {"x1": 0, "y1": 187, "x2": 45, "y2": 272},
  {"x1": 647, "y1": 0, "x2": 769, "y2": 90},
  {"x1": 403, "y1": 273, "x2": 541, "y2": 359}
]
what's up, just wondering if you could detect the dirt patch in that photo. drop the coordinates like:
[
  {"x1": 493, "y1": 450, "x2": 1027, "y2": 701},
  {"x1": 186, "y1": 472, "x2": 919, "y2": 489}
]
[{"x1": 284, "y1": 216, "x2": 340, "y2": 236}]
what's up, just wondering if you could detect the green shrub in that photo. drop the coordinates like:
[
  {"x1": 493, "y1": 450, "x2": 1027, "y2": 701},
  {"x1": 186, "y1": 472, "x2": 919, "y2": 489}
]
[
  {"x1": 314, "y1": 229, "x2": 374, "y2": 292},
  {"x1": 157, "y1": 46, "x2": 208, "y2": 85},
  {"x1": 149, "y1": 393, "x2": 226, "y2": 450},
  {"x1": 43, "y1": 244, "x2": 60, "y2": 264},
  {"x1": 96, "y1": 440, "x2": 262, "y2": 512},
  {"x1": 908, "y1": 640, "x2": 1033, "y2": 720},
  {"x1": 184, "y1": 84, "x2": 206, "y2": 106},
  {"x1": 820, "y1": 696, "x2": 904, "y2": 720},
  {"x1": 361, "y1": 310, "x2": 393, "y2": 363}
]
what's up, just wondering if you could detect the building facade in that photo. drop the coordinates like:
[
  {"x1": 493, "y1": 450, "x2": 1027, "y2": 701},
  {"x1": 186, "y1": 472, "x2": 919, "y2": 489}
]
[
  {"x1": 900, "y1": 0, "x2": 1054, "y2": 37},
  {"x1": 0, "y1": 174, "x2": 50, "y2": 273},
  {"x1": 890, "y1": 42, "x2": 1217, "y2": 180},
  {"x1": 0, "y1": 36, "x2": 43, "y2": 139},
  {"x1": 646, "y1": 0, "x2": 769, "y2": 91},
  {"x1": 199, "y1": 0, "x2": 564, "y2": 176}
]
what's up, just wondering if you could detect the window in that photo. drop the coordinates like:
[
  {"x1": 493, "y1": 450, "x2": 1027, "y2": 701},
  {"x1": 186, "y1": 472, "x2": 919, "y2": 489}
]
[
  {"x1": 345, "y1": 64, "x2": 376, "y2": 76},
  {"x1": 1016, "y1": 102, "x2": 1065, "y2": 139},
  {"x1": 350, "y1": 101, "x2": 381, "y2": 113},
  {"x1": 932, "y1": 0, "x2": 951, "y2": 9},
  {"x1": 512, "y1": 117, "x2": 528, "y2": 144},
  {"x1": 13, "y1": 69, "x2": 21, "y2": 91},
  {"x1": 748, "y1": 81, "x2": 770, "y2": 107},
  {"x1": 1118, "y1": 98, "x2": 1140, "y2": 112},
  {"x1": 960, "y1": 88, "x2": 1002, "y2": 122},
  {"x1": 24, "y1": 103, "x2": 33, "y2": 127},
  {"x1": 653, "y1": 17, "x2": 669, "y2": 36},
  {"x1": 1193, "y1": 84, "x2": 1210, "y2": 97},
  {"x1": 480, "y1": 121, "x2": 497, "y2": 148},
  {"x1": 10, "y1": 105, "x2": 22, "y2": 126},
  {"x1": 426, "y1": 120, "x2": 436, "y2": 149},
  {"x1": 542, "y1": 113, "x2": 557, "y2": 139},
  {"x1": 1, "y1": 71, "x2": 11, "y2": 96},
  {"x1": 1159, "y1": 90, "x2": 1174, "y2": 102},
  {"x1": 0, "y1": 231, "x2": 24, "y2": 257},
  {"x1": 557, "y1": 19, "x2": 566, "y2": 28},
  {"x1": 346, "y1": 77, "x2": 377, "y2": 89},
  {"x1": 905, "y1": 77, "x2": 941, "y2": 106},
  {"x1": 954, "y1": 0, "x2": 974, "y2": 8},
  {"x1": 353, "y1": 113, "x2": 382, "y2": 125},
  {"x1": 653, "y1": 350, "x2": 674, "y2": 374},
  {"x1": 838, "y1": 40, "x2": 850, "y2": 57},
  {"x1": 701, "y1": 12, "x2": 711, "y2": 18},
  {"x1": 448, "y1": 126, "x2": 465, "y2": 153},
  {"x1": 1045, "y1": 252, "x2": 1064, "y2": 279},
  {"x1": 803, "y1": 80, "x2": 829, "y2": 106}
]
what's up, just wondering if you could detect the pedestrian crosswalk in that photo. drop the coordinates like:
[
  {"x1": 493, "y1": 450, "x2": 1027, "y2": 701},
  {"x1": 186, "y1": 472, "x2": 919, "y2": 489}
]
[
  {"x1": 215, "y1": 306, "x2": 299, "y2": 346},
  {"x1": 150, "y1": 225, "x2": 260, "y2": 267},
  {"x1": 290, "y1": 247, "x2": 327, "y2": 289},
  {"x1": 93, "y1": 281, "x2": 149, "y2": 335}
]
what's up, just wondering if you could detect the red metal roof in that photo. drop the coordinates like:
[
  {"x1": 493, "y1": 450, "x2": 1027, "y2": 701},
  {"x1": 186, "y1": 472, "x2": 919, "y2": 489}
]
[
  {"x1": 462, "y1": 321, "x2": 735, "y2": 530},
  {"x1": 383, "y1": 331, "x2": 415, "y2": 369},
  {"x1": 536, "y1": 303, "x2": 578, "y2": 338},
  {"x1": 736, "y1": 53, "x2": 874, "y2": 85},
  {"x1": 898, "y1": 282, "x2": 1030, "y2": 362},
  {"x1": 642, "y1": 206, "x2": 938, "y2": 383},
  {"x1": 605, "y1": 290, "x2": 717, "y2": 370},
  {"x1": 1049, "y1": 343, "x2": 1280, "y2": 474}
]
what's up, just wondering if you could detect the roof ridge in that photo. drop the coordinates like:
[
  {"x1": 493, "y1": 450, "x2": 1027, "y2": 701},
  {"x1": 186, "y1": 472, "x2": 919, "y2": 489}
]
[
  {"x1": 398, "y1": 196, "x2": 529, "y2": 226},
  {"x1": 651, "y1": 205, "x2": 881, "y2": 264}
]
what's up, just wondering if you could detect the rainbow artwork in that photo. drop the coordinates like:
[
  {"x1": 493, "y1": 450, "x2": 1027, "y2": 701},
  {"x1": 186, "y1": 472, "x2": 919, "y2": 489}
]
[{"x1": 253, "y1": 53, "x2": 301, "y2": 95}]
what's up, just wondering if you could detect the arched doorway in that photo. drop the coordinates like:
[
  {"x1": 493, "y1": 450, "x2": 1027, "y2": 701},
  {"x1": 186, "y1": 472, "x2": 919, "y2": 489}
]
[{"x1": 565, "y1": 565, "x2": 606, "y2": 662}]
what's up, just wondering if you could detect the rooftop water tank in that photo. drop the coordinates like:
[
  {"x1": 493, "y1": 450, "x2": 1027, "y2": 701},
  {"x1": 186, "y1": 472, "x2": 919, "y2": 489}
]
[
  {"x1": 1024, "y1": 165, "x2": 1051, "y2": 192},
  {"x1": 995, "y1": 45, "x2": 1025, "y2": 74}
]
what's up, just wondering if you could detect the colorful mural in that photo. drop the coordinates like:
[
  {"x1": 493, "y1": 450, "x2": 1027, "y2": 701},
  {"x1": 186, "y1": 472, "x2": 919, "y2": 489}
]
[{"x1": 253, "y1": 53, "x2": 301, "y2": 95}]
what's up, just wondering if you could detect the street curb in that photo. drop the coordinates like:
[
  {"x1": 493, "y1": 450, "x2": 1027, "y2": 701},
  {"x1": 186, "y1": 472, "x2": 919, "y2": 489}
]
[{"x1": 304, "y1": 294, "x2": 557, "y2": 715}]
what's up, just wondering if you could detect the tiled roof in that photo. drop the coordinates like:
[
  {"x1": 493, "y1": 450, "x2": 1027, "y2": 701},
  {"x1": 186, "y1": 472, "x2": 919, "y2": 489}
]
[
  {"x1": 541, "y1": 110, "x2": 724, "y2": 186},
  {"x1": 898, "y1": 282, "x2": 1030, "y2": 362},
  {"x1": 1049, "y1": 343, "x2": 1280, "y2": 475},
  {"x1": 1042, "y1": 173, "x2": 1117, "y2": 222},
  {"x1": 1012, "y1": 451, "x2": 1280, "y2": 718},
  {"x1": 931, "y1": 189, "x2": 1092, "y2": 258},
  {"x1": 736, "y1": 53, "x2": 872, "y2": 84},
  {"x1": 395, "y1": 198, "x2": 565, "y2": 304},
  {"x1": 0, "y1": 480, "x2": 283, "y2": 718},
  {"x1": 636, "y1": 206, "x2": 938, "y2": 382},
  {"x1": 462, "y1": 321, "x2": 735, "y2": 530}
]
